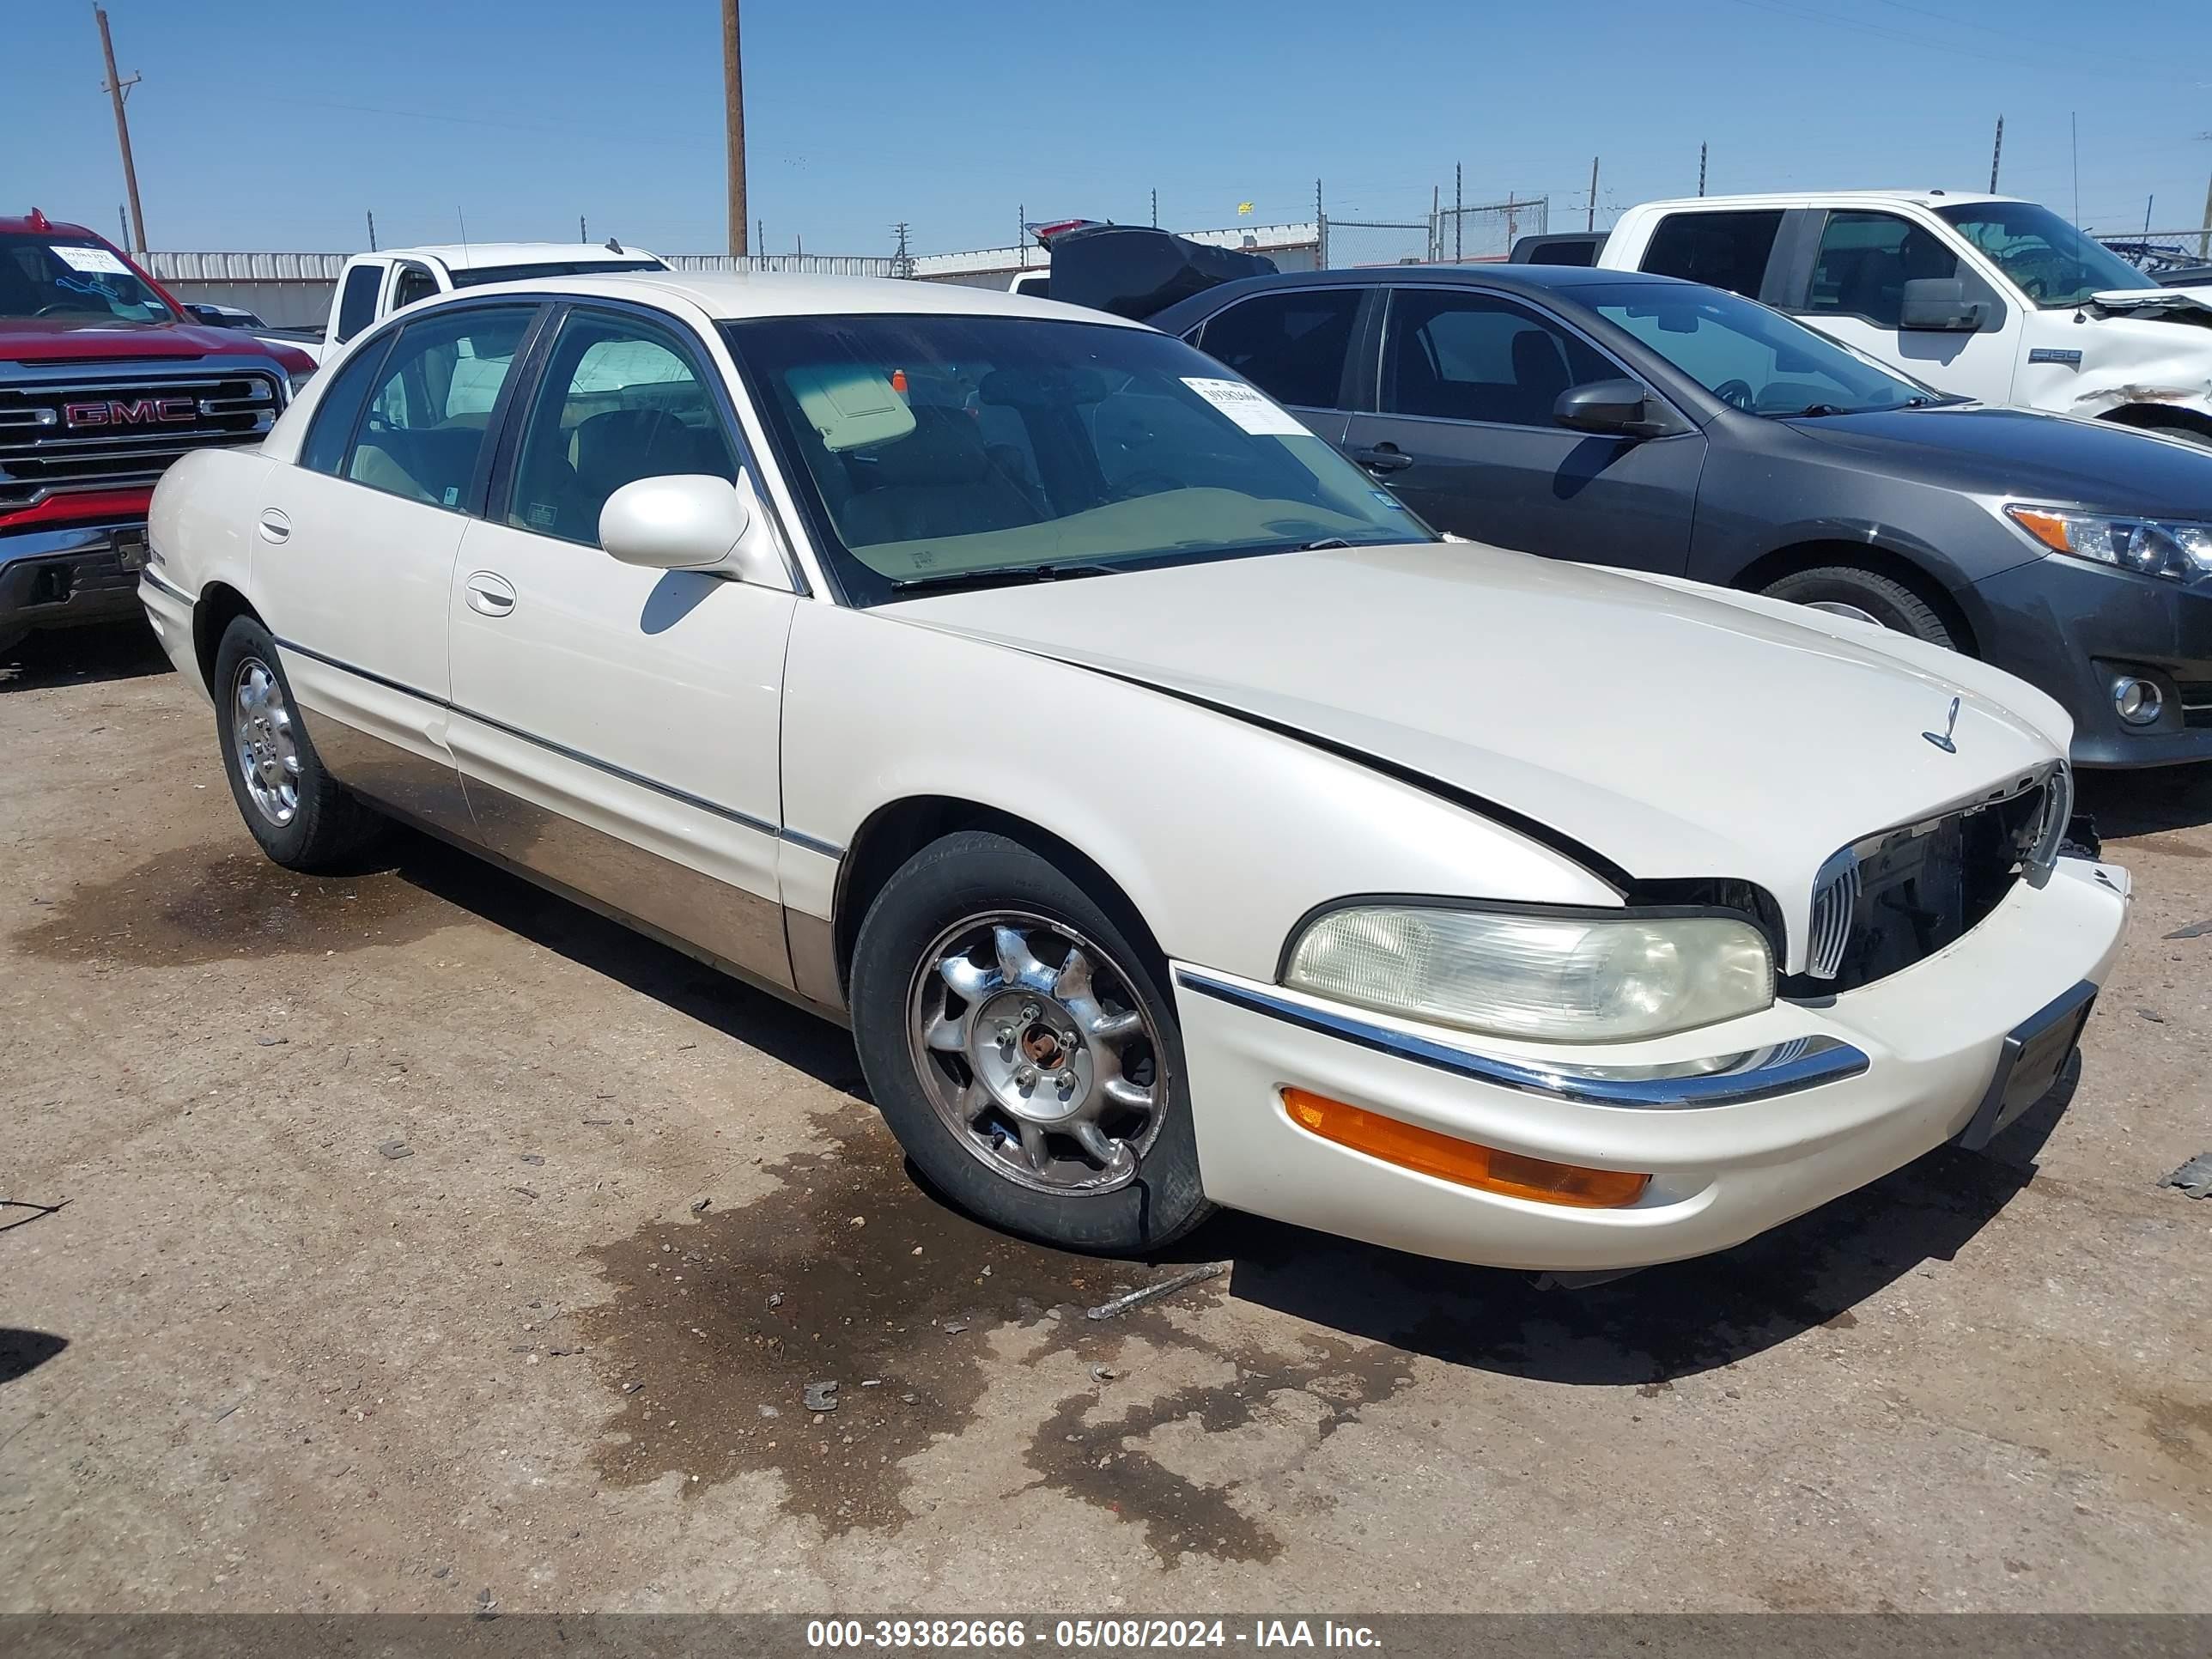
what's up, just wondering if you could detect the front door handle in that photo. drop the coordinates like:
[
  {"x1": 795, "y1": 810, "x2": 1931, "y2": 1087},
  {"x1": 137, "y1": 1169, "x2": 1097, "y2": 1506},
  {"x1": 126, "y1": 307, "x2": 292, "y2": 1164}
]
[
  {"x1": 256, "y1": 508, "x2": 290, "y2": 544},
  {"x1": 464, "y1": 571, "x2": 517, "y2": 617},
  {"x1": 1347, "y1": 444, "x2": 1413, "y2": 474}
]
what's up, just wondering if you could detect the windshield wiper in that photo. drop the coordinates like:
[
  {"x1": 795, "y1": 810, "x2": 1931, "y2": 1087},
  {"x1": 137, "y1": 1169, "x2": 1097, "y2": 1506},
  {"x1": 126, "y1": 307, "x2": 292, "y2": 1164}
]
[{"x1": 886, "y1": 562, "x2": 1120, "y2": 598}]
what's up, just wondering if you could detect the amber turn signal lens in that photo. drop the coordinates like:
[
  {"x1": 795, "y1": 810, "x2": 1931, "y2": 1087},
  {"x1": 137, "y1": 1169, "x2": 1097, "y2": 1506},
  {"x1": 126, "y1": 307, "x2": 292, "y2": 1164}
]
[
  {"x1": 2007, "y1": 507, "x2": 2073, "y2": 554},
  {"x1": 1282, "y1": 1089, "x2": 1650, "y2": 1208}
]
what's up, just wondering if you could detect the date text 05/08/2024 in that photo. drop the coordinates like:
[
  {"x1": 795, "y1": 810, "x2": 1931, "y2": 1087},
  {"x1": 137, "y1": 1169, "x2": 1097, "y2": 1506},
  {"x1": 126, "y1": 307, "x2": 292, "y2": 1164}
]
[{"x1": 805, "y1": 1620, "x2": 1383, "y2": 1650}]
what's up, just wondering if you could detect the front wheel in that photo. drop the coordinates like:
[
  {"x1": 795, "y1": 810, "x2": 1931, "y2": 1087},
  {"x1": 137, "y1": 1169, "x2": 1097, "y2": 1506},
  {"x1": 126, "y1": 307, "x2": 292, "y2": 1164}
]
[
  {"x1": 1762, "y1": 564, "x2": 1956, "y2": 649},
  {"x1": 849, "y1": 830, "x2": 1212, "y2": 1255}
]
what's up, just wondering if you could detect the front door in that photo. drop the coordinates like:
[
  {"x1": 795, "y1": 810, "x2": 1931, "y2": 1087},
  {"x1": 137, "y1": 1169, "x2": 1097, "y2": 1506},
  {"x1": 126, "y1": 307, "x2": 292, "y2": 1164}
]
[
  {"x1": 1786, "y1": 209, "x2": 2019, "y2": 405},
  {"x1": 1183, "y1": 284, "x2": 1364, "y2": 446},
  {"x1": 1339, "y1": 286, "x2": 1704, "y2": 573},
  {"x1": 252, "y1": 301, "x2": 538, "y2": 834},
  {"x1": 445, "y1": 303, "x2": 798, "y2": 988}
]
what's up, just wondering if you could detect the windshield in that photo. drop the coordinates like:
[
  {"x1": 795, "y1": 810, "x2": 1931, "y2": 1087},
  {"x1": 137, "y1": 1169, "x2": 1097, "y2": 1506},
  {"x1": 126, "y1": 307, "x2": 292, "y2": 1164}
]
[
  {"x1": 1583, "y1": 281, "x2": 1937, "y2": 416},
  {"x1": 1936, "y1": 202, "x2": 2148, "y2": 308},
  {"x1": 726, "y1": 313, "x2": 1431, "y2": 605},
  {"x1": 0, "y1": 232, "x2": 173, "y2": 323}
]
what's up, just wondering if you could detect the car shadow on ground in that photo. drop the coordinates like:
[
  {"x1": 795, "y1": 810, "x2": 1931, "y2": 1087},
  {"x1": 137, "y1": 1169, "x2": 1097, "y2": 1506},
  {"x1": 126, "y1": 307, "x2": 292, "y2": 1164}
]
[
  {"x1": 373, "y1": 825, "x2": 2075, "y2": 1389},
  {"x1": 2078, "y1": 763, "x2": 2212, "y2": 839},
  {"x1": 0, "y1": 1328, "x2": 69, "y2": 1386},
  {"x1": 0, "y1": 623, "x2": 171, "y2": 694}
]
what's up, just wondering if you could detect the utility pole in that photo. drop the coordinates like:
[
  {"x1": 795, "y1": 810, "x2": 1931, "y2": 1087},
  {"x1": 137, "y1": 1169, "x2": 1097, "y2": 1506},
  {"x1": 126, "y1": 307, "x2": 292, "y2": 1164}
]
[
  {"x1": 720, "y1": 0, "x2": 747, "y2": 255},
  {"x1": 1698, "y1": 141, "x2": 1708, "y2": 197},
  {"x1": 118, "y1": 204, "x2": 128, "y2": 246},
  {"x1": 366, "y1": 210, "x2": 377, "y2": 252},
  {"x1": 94, "y1": 6, "x2": 147, "y2": 254},
  {"x1": 2199, "y1": 133, "x2": 2212, "y2": 261},
  {"x1": 1151, "y1": 188, "x2": 1158, "y2": 228},
  {"x1": 891, "y1": 222, "x2": 912, "y2": 279},
  {"x1": 579, "y1": 215, "x2": 586, "y2": 242},
  {"x1": 1587, "y1": 155, "x2": 1600, "y2": 231},
  {"x1": 1989, "y1": 114, "x2": 2004, "y2": 193},
  {"x1": 1455, "y1": 161, "x2": 1462, "y2": 261}
]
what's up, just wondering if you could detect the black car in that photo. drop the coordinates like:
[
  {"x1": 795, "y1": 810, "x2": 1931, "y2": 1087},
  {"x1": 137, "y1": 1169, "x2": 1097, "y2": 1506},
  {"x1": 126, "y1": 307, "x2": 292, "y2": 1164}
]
[{"x1": 1148, "y1": 264, "x2": 2212, "y2": 767}]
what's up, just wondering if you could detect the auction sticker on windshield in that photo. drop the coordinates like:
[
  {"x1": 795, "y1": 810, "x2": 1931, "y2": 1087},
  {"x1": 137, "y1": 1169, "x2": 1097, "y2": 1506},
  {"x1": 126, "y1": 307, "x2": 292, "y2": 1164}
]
[
  {"x1": 52, "y1": 245, "x2": 132, "y2": 276},
  {"x1": 1182, "y1": 376, "x2": 1307, "y2": 435}
]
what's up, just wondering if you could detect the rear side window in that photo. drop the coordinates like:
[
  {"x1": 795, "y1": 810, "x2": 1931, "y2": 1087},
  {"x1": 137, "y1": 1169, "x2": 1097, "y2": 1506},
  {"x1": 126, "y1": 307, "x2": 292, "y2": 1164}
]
[
  {"x1": 334, "y1": 264, "x2": 381, "y2": 343},
  {"x1": 298, "y1": 335, "x2": 393, "y2": 476},
  {"x1": 1804, "y1": 211, "x2": 1959, "y2": 327},
  {"x1": 346, "y1": 307, "x2": 533, "y2": 510},
  {"x1": 1194, "y1": 289, "x2": 1362, "y2": 410},
  {"x1": 1638, "y1": 210, "x2": 1784, "y2": 301}
]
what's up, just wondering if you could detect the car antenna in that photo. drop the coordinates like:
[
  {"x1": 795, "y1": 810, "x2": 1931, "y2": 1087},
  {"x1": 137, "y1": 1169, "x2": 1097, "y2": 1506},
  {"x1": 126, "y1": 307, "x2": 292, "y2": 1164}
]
[
  {"x1": 605, "y1": 236, "x2": 623, "y2": 254},
  {"x1": 457, "y1": 206, "x2": 470, "y2": 259}
]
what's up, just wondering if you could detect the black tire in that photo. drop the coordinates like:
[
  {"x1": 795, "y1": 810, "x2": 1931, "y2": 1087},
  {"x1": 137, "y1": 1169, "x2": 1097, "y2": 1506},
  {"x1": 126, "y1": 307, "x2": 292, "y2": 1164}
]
[
  {"x1": 211, "y1": 614, "x2": 386, "y2": 872},
  {"x1": 849, "y1": 830, "x2": 1213, "y2": 1255},
  {"x1": 1763, "y1": 564, "x2": 1956, "y2": 649}
]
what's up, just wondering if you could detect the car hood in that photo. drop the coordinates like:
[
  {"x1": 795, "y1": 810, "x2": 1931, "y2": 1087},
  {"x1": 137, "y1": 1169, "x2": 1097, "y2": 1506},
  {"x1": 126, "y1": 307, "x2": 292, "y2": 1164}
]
[
  {"x1": 1778, "y1": 404, "x2": 2212, "y2": 517},
  {"x1": 2087, "y1": 287, "x2": 2212, "y2": 323},
  {"x1": 885, "y1": 544, "x2": 2067, "y2": 963},
  {"x1": 0, "y1": 315, "x2": 291, "y2": 364}
]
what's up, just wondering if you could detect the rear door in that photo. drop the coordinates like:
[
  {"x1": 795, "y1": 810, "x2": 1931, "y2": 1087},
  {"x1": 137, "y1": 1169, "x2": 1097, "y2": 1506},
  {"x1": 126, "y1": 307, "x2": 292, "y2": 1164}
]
[
  {"x1": 1182, "y1": 285, "x2": 1370, "y2": 445},
  {"x1": 252, "y1": 301, "x2": 540, "y2": 834},
  {"x1": 1337, "y1": 285, "x2": 1703, "y2": 573},
  {"x1": 445, "y1": 301, "x2": 798, "y2": 988}
]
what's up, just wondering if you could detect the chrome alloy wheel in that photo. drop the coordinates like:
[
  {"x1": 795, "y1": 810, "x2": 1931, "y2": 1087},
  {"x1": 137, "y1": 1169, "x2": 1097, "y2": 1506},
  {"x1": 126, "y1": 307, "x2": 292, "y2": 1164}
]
[
  {"x1": 907, "y1": 911, "x2": 1167, "y2": 1195},
  {"x1": 1806, "y1": 599, "x2": 1884, "y2": 627},
  {"x1": 230, "y1": 655, "x2": 302, "y2": 827}
]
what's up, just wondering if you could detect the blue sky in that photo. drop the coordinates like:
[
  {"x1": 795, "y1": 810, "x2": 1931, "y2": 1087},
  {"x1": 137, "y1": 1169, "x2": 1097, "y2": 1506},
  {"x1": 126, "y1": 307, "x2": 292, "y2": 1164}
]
[{"x1": 6, "y1": 0, "x2": 2209, "y2": 258}]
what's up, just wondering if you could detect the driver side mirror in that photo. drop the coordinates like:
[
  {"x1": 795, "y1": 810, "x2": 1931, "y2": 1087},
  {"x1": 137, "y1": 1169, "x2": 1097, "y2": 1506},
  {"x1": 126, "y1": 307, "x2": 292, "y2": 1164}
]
[
  {"x1": 599, "y1": 472, "x2": 787, "y2": 587},
  {"x1": 1553, "y1": 378, "x2": 1666, "y2": 438},
  {"x1": 1899, "y1": 278, "x2": 1984, "y2": 332}
]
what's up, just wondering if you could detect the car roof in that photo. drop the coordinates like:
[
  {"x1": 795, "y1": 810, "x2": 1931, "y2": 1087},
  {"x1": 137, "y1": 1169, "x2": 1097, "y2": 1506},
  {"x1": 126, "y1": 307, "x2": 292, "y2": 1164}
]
[
  {"x1": 1152, "y1": 262, "x2": 1685, "y2": 322},
  {"x1": 1630, "y1": 191, "x2": 2020, "y2": 212},
  {"x1": 434, "y1": 269, "x2": 1149, "y2": 325},
  {"x1": 385, "y1": 241, "x2": 662, "y2": 270},
  {"x1": 1, "y1": 216, "x2": 104, "y2": 239}
]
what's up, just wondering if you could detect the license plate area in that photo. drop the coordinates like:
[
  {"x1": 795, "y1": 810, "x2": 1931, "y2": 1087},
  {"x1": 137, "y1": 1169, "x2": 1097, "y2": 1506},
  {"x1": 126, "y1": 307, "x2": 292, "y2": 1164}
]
[{"x1": 1956, "y1": 981, "x2": 2095, "y2": 1151}]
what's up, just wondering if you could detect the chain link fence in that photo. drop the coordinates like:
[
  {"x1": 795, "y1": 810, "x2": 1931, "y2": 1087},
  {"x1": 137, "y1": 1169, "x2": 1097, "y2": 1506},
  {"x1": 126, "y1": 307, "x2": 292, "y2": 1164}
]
[
  {"x1": 1434, "y1": 197, "x2": 1549, "y2": 263},
  {"x1": 1317, "y1": 197, "x2": 1550, "y2": 269}
]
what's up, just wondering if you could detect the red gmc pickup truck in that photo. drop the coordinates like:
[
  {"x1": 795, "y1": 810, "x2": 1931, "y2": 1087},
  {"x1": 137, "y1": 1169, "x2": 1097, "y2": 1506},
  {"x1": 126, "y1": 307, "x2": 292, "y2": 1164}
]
[{"x1": 2, "y1": 210, "x2": 316, "y2": 658}]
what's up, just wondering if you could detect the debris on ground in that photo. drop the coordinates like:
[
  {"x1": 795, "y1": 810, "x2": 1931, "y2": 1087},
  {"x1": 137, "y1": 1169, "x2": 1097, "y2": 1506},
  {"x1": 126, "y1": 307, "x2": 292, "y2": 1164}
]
[
  {"x1": 1090, "y1": 1364, "x2": 1117, "y2": 1383},
  {"x1": 1085, "y1": 1262, "x2": 1226, "y2": 1321},
  {"x1": 2137, "y1": 1009, "x2": 2167, "y2": 1024},
  {"x1": 253, "y1": 1035, "x2": 287, "y2": 1047},
  {"x1": 376, "y1": 1140, "x2": 413, "y2": 1161},
  {"x1": 802, "y1": 1380, "x2": 839, "y2": 1413},
  {"x1": 690, "y1": 1197, "x2": 711, "y2": 1214},
  {"x1": 941, "y1": 1319, "x2": 969, "y2": 1334},
  {"x1": 2161, "y1": 1152, "x2": 2212, "y2": 1199},
  {"x1": 2163, "y1": 918, "x2": 2212, "y2": 940}
]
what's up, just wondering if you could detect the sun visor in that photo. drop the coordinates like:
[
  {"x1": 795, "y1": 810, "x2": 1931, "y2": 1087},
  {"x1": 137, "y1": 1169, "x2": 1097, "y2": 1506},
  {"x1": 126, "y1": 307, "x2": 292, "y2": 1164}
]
[{"x1": 786, "y1": 362, "x2": 916, "y2": 452}]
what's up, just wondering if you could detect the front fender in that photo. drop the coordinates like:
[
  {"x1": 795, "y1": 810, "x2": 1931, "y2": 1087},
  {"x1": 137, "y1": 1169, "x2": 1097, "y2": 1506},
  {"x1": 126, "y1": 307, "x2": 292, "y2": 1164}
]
[{"x1": 778, "y1": 602, "x2": 1621, "y2": 983}]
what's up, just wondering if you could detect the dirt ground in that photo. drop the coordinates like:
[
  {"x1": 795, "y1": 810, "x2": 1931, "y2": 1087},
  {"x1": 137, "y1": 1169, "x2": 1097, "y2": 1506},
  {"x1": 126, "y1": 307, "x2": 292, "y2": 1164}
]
[{"x1": 3, "y1": 624, "x2": 2208, "y2": 1614}]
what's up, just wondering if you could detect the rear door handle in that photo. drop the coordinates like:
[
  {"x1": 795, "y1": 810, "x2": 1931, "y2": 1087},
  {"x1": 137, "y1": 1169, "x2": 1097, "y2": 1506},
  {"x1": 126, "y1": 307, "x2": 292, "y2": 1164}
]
[
  {"x1": 256, "y1": 508, "x2": 290, "y2": 544},
  {"x1": 1347, "y1": 444, "x2": 1413, "y2": 474},
  {"x1": 464, "y1": 571, "x2": 517, "y2": 617}
]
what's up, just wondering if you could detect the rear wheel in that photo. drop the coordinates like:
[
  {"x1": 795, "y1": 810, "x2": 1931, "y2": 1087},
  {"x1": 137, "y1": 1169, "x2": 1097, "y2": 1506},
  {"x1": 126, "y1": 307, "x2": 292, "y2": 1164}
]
[
  {"x1": 212, "y1": 615, "x2": 386, "y2": 871},
  {"x1": 1762, "y1": 564, "x2": 1956, "y2": 649},
  {"x1": 849, "y1": 830, "x2": 1212, "y2": 1255}
]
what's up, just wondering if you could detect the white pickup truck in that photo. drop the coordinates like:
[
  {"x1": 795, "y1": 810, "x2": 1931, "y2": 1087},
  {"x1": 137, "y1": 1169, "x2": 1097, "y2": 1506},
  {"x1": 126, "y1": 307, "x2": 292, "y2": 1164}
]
[
  {"x1": 1595, "y1": 192, "x2": 2212, "y2": 446},
  {"x1": 296, "y1": 240, "x2": 666, "y2": 365}
]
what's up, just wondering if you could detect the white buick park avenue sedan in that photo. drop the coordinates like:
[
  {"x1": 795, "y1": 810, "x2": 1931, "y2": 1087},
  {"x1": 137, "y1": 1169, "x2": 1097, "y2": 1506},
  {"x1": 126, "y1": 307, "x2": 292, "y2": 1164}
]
[{"x1": 140, "y1": 271, "x2": 2131, "y2": 1273}]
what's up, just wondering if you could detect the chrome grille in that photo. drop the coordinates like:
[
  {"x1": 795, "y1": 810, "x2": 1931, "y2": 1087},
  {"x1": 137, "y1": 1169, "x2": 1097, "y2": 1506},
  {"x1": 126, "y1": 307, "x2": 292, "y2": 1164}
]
[
  {"x1": 0, "y1": 371, "x2": 279, "y2": 510},
  {"x1": 1805, "y1": 846, "x2": 1862, "y2": 981}
]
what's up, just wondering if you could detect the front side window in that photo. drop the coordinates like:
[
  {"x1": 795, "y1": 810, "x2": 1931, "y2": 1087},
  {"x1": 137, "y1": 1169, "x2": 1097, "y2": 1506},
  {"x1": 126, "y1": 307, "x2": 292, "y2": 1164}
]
[
  {"x1": 1935, "y1": 200, "x2": 2148, "y2": 308},
  {"x1": 1804, "y1": 211, "x2": 1959, "y2": 327},
  {"x1": 1638, "y1": 210, "x2": 1785, "y2": 301},
  {"x1": 345, "y1": 307, "x2": 532, "y2": 508},
  {"x1": 1193, "y1": 289, "x2": 1362, "y2": 409},
  {"x1": 507, "y1": 311, "x2": 738, "y2": 546},
  {"x1": 0, "y1": 232, "x2": 172, "y2": 323},
  {"x1": 726, "y1": 313, "x2": 1429, "y2": 605},
  {"x1": 1585, "y1": 281, "x2": 1936, "y2": 416},
  {"x1": 1382, "y1": 289, "x2": 1618, "y2": 425},
  {"x1": 334, "y1": 264, "x2": 381, "y2": 343},
  {"x1": 391, "y1": 264, "x2": 438, "y2": 313}
]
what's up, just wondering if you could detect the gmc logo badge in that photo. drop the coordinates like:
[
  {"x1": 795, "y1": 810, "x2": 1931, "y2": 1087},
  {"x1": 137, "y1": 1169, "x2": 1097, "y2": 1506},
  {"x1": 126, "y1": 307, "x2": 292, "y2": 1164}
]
[{"x1": 62, "y1": 397, "x2": 198, "y2": 428}]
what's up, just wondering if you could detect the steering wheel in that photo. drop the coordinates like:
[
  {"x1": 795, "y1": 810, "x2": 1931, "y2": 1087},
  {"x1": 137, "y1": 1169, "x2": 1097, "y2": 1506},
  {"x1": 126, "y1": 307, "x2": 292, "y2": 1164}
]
[
  {"x1": 1711, "y1": 378, "x2": 1758, "y2": 412},
  {"x1": 1113, "y1": 471, "x2": 1183, "y2": 500}
]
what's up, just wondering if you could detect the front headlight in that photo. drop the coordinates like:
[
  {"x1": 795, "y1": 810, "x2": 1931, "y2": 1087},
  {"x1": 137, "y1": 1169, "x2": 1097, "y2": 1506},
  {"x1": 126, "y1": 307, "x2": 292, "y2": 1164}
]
[
  {"x1": 1282, "y1": 904, "x2": 1774, "y2": 1042},
  {"x1": 2004, "y1": 504, "x2": 2212, "y2": 584}
]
